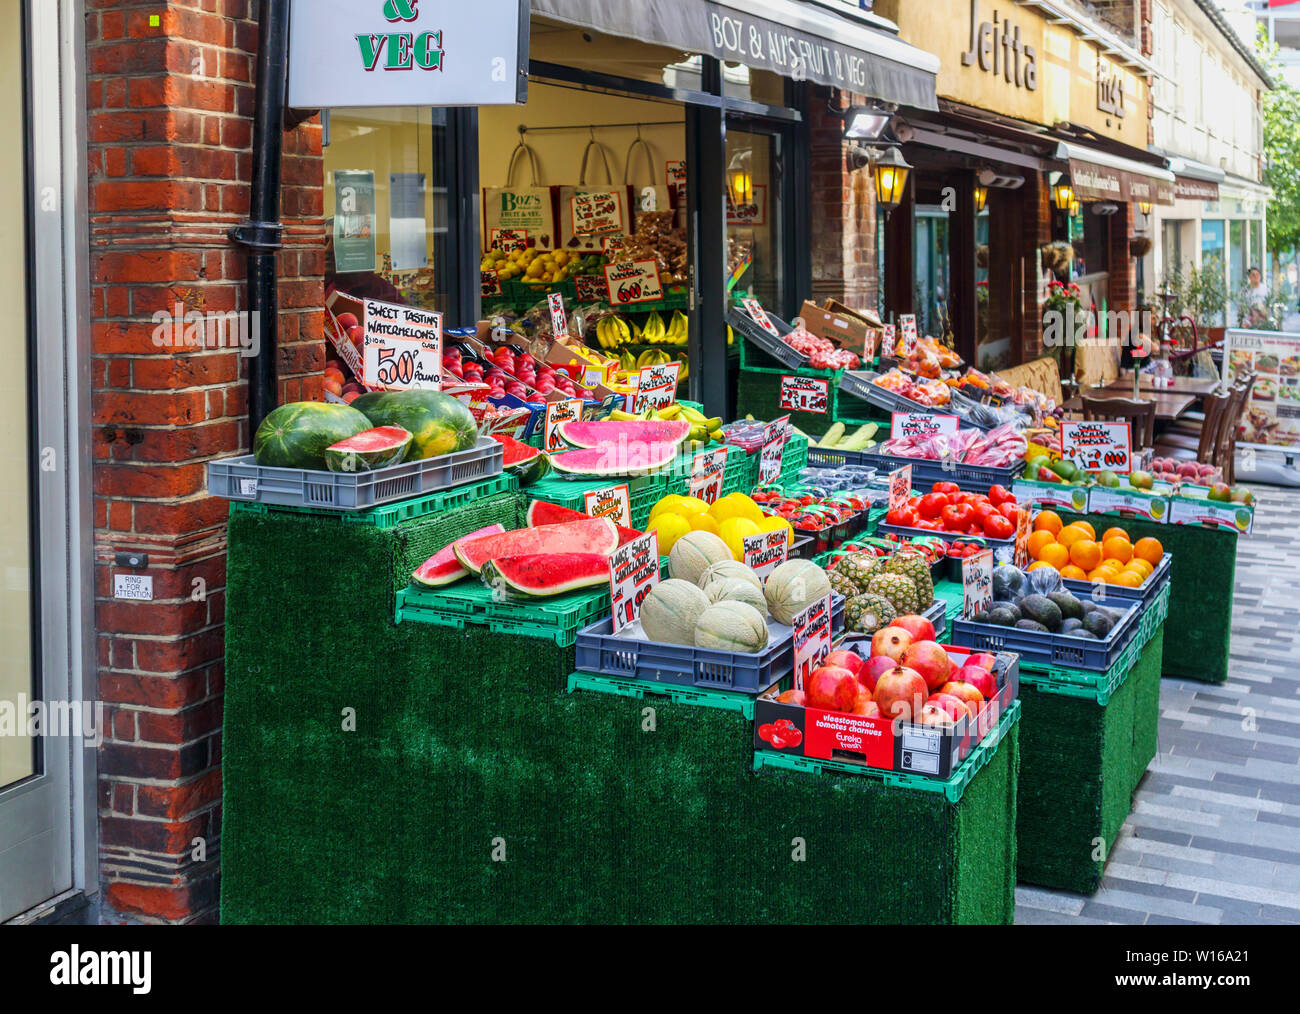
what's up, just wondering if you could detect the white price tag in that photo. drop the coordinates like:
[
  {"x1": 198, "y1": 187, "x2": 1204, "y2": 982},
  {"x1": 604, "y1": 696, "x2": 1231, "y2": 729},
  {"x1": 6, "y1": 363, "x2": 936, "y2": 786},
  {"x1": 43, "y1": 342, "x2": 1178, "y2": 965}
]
[
  {"x1": 780, "y1": 376, "x2": 828, "y2": 413},
  {"x1": 758, "y1": 415, "x2": 792, "y2": 485},
  {"x1": 962, "y1": 550, "x2": 993, "y2": 619},
  {"x1": 888, "y1": 465, "x2": 913, "y2": 514},
  {"x1": 1061, "y1": 420, "x2": 1132, "y2": 474},
  {"x1": 742, "y1": 529, "x2": 789, "y2": 582},
  {"x1": 741, "y1": 297, "x2": 780, "y2": 336},
  {"x1": 890, "y1": 412, "x2": 959, "y2": 440},
  {"x1": 608, "y1": 531, "x2": 660, "y2": 634},
  {"x1": 544, "y1": 398, "x2": 583, "y2": 453},
  {"x1": 362, "y1": 299, "x2": 443, "y2": 391},
  {"x1": 689, "y1": 447, "x2": 728, "y2": 505},
  {"x1": 547, "y1": 291, "x2": 568, "y2": 339},
  {"x1": 628, "y1": 362, "x2": 681, "y2": 414},
  {"x1": 792, "y1": 595, "x2": 833, "y2": 692},
  {"x1": 583, "y1": 483, "x2": 631, "y2": 528}
]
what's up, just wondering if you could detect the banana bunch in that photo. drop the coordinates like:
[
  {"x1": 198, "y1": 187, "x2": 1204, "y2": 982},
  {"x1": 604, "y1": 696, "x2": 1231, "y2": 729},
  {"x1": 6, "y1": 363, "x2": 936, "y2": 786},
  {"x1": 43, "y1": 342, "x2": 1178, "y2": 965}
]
[
  {"x1": 675, "y1": 353, "x2": 688, "y2": 380},
  {"x1": 635, "y1": 348, "x2": 674, "y2": 370},
  {"x1": 664, "y1": 311, "x2": 689, "y2": 345},
  {"x1": 642, "y1": 311, "x2": 667, "y2": 343},
  {"x1": 809, "y1": 421, "x2": 878, "y2": 452},
  {"x1": 593, "y1": 315, "x2": 632, "y2": 350}
]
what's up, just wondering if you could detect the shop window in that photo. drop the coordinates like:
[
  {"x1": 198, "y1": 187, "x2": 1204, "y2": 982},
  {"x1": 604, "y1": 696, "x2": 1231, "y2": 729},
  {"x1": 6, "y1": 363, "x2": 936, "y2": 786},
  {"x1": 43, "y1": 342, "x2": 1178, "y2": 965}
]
[
  {"x1": 323, "y1": 107, "x2": 452, "y2": 311},
  {"x1": 1229, "y1": 219, "x2": 1245, "y2": 322},
  {"x1": 726, "y1": 127, "x2": 783, "y2": 311},
  {"x1": 1201, "y1": 219, "x2": 1226, "y2": 326},
  {"x1": 913, "y1": 201, "x2": 950, "y2": 341}
]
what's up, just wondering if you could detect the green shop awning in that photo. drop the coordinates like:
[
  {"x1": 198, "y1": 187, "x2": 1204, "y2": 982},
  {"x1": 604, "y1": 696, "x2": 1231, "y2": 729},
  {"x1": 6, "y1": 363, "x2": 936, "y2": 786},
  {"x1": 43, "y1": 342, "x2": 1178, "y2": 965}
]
[{"x1": 532, "y1": 0, "x2": 940, "y2": 110}]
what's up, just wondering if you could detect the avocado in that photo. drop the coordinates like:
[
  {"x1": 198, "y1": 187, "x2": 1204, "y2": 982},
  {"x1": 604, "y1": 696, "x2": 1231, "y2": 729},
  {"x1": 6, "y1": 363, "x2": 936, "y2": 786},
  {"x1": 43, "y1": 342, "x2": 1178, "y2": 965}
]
[
  {"x1": 1048, "y1": 591, "x2": 1084, "y2": 621},
  {"x1": 1061, "y1": 617, "x2": 1084, "y2": 633},
  {"x1": 1015, "y1": 618, "x2": 1049, "y2": 632},
  {"x1": 1020, "y1": 594, "x2": 1064, "y2": 632},
  {"x1": 1072, "y1": 629, "x2": 1097, "y2": 639},
  {"x1": 992, "y1": 564, "x2": 1026, "y2": 602},
  {"x1": 1082, "y1": 611, "x2": 1114, "y2": 638},
  {"x1": 988, "y1": 605, "x2": 1020, "y2": 626}
]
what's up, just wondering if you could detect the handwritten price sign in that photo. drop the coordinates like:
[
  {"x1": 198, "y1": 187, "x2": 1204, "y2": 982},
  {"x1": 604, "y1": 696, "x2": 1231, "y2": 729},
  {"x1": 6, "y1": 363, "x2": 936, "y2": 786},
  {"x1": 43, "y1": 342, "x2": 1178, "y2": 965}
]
[
  {"x1": 792, "y1": 595, "x2": 832, "y2": 692},
  {"x1": 608, "y1": 531, "x2": 660, "y2": 634},
  {"x1": 488, "y1": 228, "x2": 528, "y2": 254},
  {"x1": 481, "y1": 269, "x2": 502, "y2": 297},
  {"x1": 1014, "y1": 509, "x2": 1032, "y2": 568},
  {"x1": 741, "y1": 297, "x2": 780, "y2": 336},
  {"x1": 891, "y1": 412, "x2": 959, "y2": 440},
  {"x1": 742, "y1": 529, "x2": 790, "y2": 582},
  {"x1": 689, "y1": 446, "x2": 729, "y2": 505},
  {"x1": 584, "y1": 483, "x2": 631, "y2": 528},
  {"x1": 574, "y1": 273, "x2": 609, "y2": 303},
  {"x1": 572, "y1": 191, "x2": 623, "y2": 236},
  {"x1": 881, "y1": 323, "x2": 896, "y2": 356},
  {"x1": 604, "y1": 259, "x2": 664, "y2": 306},
  {"x1": 544, "y1": 398, "x2": 583, "y2": 453},
  {"x1": 962, "y1": 550, "x2": 994, "y2": 619},
  {"x1": 899, "y1": 314, "x2": 918, "y2": 356},
  {"x1": 758, "y1": 415, "x2": 792, "y2": 484},
  {"x1": 548, "y1": 292, "x2": 569, "y2": 339},
  {"x1": 361, "y1": 299, "x2": 443, "y2": 392},
  {"x1": 628, "y1": 362, "x2": 681, "y2": 414},
  {"x1": 888, "y1": 464, "x2": 913, "y2": 514},
  {"x1": 1061, "y1": 421, "x2": 1132, "y2": 474},
  {"x1": 780, "y1": 376, "x2": 828, "y2": 413}
]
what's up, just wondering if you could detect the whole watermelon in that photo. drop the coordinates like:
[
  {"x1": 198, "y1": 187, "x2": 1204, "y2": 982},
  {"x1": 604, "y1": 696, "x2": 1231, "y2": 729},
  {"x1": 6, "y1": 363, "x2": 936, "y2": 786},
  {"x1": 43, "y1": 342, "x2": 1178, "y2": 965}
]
[
  {"x1": 351, "y1": 390, "x2": 478, "y2": 461},
  {"x1": 253, "y1": 401, "x2": 372, "y2": 470}
]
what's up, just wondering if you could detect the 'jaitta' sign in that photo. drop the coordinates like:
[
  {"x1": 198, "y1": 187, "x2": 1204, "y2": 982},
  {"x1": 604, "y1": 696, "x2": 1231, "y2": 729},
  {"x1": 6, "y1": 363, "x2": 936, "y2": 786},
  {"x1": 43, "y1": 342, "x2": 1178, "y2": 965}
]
[{"x1": 288, "y1": 0, "x2": 528, "y2": 109}]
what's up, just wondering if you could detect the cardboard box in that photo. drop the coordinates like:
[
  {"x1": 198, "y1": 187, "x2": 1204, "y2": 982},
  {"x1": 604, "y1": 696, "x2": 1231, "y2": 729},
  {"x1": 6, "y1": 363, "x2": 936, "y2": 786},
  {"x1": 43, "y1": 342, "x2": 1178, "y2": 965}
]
[
  {"x1": 798, "y1": 300, "x2": 871, "y2": 352},
  {"x1": 753, "y1": 645, "x2": 1019, "y2": 781}
]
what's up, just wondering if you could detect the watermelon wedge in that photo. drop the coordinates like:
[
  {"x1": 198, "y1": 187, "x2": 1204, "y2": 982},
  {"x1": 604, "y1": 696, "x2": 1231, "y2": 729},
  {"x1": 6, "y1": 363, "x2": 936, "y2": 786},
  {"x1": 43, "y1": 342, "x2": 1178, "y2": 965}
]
[
  {"x1": 558, "y1": 419, "x2": 692, "y2": 449},
  {"x1": 411, "y1": 524, "x2": 506, "y2": 588},
  {"x1": 453, "y1": 517, "x2": 619, "y2": 574},
  {"x1": 548, "y1": 441, "x2": 677, "y2": 477},
  {"x1": 481, "y1": 553, "x2": 612, "y2": 598},
  {"x1": 525, "y1": 500, "x2": 643, "y2": 546},
  {"x1": 325, "y1": 426, "x2": 414, "y2": 472},
  {"x1": 490, "y1": 434, "x2": 550, "y2": 485}
]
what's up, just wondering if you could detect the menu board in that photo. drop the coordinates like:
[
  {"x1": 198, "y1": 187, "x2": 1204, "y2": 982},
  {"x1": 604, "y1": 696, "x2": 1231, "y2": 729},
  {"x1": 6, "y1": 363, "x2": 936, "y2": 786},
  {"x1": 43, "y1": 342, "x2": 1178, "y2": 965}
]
[{"x1": 1224, "y1": 329, "x2": 1300, "y2": 450}]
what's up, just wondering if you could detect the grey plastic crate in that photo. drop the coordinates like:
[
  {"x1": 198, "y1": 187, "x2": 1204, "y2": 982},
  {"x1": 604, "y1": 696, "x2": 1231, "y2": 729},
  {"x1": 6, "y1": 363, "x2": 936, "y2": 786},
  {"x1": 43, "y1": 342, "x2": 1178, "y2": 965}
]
[
  {"x1": 208, "y1": 436, "x2": 504, "y2": 512},
  {"x1": 727, "y1": 306, "x2": 806, "y2": 369},
  {"x1": 950, "y1": 601, "x2": 1140, "y2": 672},
  {"x1": 838, "y1": 370, "x2": 920, "y2": 414},
  {"x1": 859, "y1": 452, "x2": 1023, "y2": 495}
]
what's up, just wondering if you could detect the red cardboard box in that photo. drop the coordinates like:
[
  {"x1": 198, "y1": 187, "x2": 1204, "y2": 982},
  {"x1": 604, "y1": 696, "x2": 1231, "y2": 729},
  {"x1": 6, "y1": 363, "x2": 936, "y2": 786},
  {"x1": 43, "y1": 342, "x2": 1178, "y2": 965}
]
[{"x1": 753, "y1": 643, "x2": 1019, "y2": 780}]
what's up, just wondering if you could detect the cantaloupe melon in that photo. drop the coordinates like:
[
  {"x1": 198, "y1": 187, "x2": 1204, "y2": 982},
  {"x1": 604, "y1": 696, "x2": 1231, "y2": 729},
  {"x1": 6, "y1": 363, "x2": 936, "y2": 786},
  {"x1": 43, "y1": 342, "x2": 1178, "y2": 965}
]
[
  {"x1": 639, "y1": 579, "x2": 710, "y2": 646},
  {"x1": 697, "y1": 559, "x2": 762, "y2": 593},
  {"x1": 765, "y1": 559, "x2": 833, "y2": 625},
  {"x1": 703, "y1": 577, "x2": 769, "y2": 617},
  {"x1": 667, "y1": 531, "x2": 732, "y2": 585},
  {"x1": 694, "y1": 601, "x2": 769, "y2": 653}
]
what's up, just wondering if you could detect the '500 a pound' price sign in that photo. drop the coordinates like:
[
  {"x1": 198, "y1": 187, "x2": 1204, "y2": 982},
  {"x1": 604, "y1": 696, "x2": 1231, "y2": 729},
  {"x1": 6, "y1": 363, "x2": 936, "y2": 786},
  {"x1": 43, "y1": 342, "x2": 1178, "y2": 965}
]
[
  {"x1": 608, "y1": 531, "x2": 660, "y2": 634},
  {"x1": 362, "y1": 299, "x2": 443, "y2": 392},
  {"x1": 604, "y1": 259, "x2": 664, "y2": 306}
]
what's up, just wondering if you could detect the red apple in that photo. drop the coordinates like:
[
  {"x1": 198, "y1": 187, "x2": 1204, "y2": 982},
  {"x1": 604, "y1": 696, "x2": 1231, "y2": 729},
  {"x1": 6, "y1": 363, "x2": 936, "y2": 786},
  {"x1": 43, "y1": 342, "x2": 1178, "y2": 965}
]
[
  {"x1": 966, "y1": 652, "x2": 997, "y2": 672},
  {"x1": 871, "y1": 626, "x2": 913, "y2": 662},
  {"x1": 805, "y1": 666, "x2": 858, "y2": 713},
  {"x1": 776, "y1": 688, "x2": 805, "y2": 706},
  {"x1": 955, "y1": 665, "x2": 996, "y2": 700},
  {"x1": 924, "y1": 692, "x2": 968, "y2": 723},
  {"x1": 937, "y1": 680, "x2": 984, "y2": 718},
  {"x1": 860, "y1": 655, "x2": 896, "y2": 693},
  {"x1": 873, "y1": 665, "x2": 927, "y2": 722},
  {"x1": 336, "y1": 312, "x2": 359, "y2": 331},
  {"x1": 899, "y1": 640, "x2": 953, "y2": 692},
  {"x1": 823, "y1": 650, "x2": 863, "y2": 679},
  {"x1": 892, "y1": 613, "x2": 936, "y2": 643}
]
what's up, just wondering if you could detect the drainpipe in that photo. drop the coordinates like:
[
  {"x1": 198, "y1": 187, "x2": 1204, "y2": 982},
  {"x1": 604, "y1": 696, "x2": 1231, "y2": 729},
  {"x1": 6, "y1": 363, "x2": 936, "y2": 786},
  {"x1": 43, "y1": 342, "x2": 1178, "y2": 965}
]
[{"x1": 230, "y1": 0, "x2": 291, "y2": 432}]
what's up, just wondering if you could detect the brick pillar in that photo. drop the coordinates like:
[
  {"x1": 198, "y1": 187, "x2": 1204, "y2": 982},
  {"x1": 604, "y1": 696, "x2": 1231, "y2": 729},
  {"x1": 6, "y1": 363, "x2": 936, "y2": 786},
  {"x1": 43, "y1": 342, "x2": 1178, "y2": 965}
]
[
  {"x1": 1021, "y1": 173, "x2": 1052, "y2": 363},
  {"x1": 87, "y1": 1, "x2": 324, "y2": 924},
  {"x1": 1108, "y1": 203, "x2": 1136, "y2": 322},
  {"x1": 809, "y1": 90, "x2": 878, "y2": 312}
]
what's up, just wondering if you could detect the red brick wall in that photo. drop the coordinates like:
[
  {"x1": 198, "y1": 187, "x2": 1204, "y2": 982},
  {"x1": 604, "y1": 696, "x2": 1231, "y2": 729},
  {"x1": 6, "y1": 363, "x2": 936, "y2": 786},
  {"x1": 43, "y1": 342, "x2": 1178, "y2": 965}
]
[
  {"x1": 809, "y1": 90, "x2": 877, "y2": 312},
  {"x1": 86, "y1": 0, "x2": 324, "y2": 924},
  {"x1": 1108, "y1": 203, "x2": 1136, "y2": 322},
  {"x1": 1021, "y1": 173, "x2": 1052, "y2": 363}
]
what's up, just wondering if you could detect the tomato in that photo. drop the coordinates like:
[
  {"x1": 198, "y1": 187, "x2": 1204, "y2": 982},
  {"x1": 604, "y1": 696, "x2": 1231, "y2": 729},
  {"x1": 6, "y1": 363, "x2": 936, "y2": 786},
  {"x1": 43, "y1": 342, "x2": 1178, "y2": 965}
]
[
  {"x1": 998, "y1": 502, "x2": 1019, "y2": 523},
  {"x1": 973, "y1": 502, "x2": 998, "y2": 522},
  {"x1": 913, "y1": 518, "x2": 940, "y2": 530},
  {"x1": 917, "y1": 493, "x2": 949, "y2": 519},
  {"x1": 983, "y1": 513, "x2": 1015, "y2": 539},
  {"x1": 886, "y1": 506, "x2": 919, "y2": 527},
  {"x1": 941, "y1": 503, "x2": 974, "y2": 531},
  {"x1": 931, "y1": 481, "x2": 960, "y2": 496},
  {"x1": 958, "y1": 492, "x2": 985, "y2": 509},
  {"x1": 987, "y1": 484, "x2": 1015, "y2": 506}
]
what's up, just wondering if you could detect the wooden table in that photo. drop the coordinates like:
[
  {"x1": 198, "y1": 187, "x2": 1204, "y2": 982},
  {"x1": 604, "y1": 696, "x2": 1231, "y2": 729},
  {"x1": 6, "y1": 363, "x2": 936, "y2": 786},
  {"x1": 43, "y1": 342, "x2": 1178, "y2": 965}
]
[
  {"x1": 1063, "y1": 390, "x2": 1198, "y2": 422},
  {"x1": 1102, "y1": 373, "x2": 1220, "y2": 397}
]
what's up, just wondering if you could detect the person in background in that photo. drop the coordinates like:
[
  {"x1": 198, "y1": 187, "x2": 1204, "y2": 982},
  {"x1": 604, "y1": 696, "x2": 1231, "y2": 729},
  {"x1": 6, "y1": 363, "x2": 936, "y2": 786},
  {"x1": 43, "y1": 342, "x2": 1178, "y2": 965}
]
[
  {"x1": 324, "y1": 218, "x2": 403, "y2": 305},
  {"x1": 1244, "y1": 266, "x2": 1270, "y2": 328}
]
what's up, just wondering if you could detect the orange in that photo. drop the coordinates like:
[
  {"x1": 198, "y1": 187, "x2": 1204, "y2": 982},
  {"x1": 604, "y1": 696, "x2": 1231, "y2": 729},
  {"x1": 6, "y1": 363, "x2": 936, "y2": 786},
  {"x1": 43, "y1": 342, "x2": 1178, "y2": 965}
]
[
  {"x1": 1027, "y1": 561, "x2": 1058, "y2": 572},
  {"x1": 1038, "y1": 542, "x2": 1071, "y2": 570},
  {"x1": 1069, "y1": 538, "x2": 1102, "y2": 571},
  {"x1": 1114, "y1": 570, "x2": 1143, "y2": 588},
  {"x1": 1101, "y1": 527, "x2": 1130, "y2": 543},
  {"x1": 1097, "y1": 559, "x2": 1124, "y2": 573},
  {"x1": 1033, "y1": 511, "x2": 1063, "y2": 536},
  {"x1": 1068, "y1": 520, "x2": 1096, "y2": 540},
  {"x1": 1027, "y1": 530, "x2": 1058, "y2": 559},
  {"x1": 1060, "y1": 564, "x2": 1088, "y2": 580},
  {"x1": 1088, "y1": 568, "x2": 1116, "y2": 584},
  {"x1": 1133, "y1": 537, "x2": 1164, "y2": 566},
  {"x1": 1056, "y1": 525, "x2": 1088, "y2": 549},
  {"x1": 1127, "y1": 558, "x2": 1154, "y2": 578},
  {"x1": 1102, "y1": 537, "x2": 1133, "y2": 564}
]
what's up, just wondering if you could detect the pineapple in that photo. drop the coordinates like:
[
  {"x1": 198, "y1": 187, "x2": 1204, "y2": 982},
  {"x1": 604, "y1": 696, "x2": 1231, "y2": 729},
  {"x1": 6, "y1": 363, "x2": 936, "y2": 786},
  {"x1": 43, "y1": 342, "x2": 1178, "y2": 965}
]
[
  {"x1": 866, "y1": 573, "x2": 920, "y2": 617},
  {"x1": 827, "y1": 569, "x2": 861, "y2": 599},
  {"x1": 883, "y1": 550, "x2": 934, "y2": 609},
  {"x1": 846, "y1": 593, "x2": 897, "y2": 635},
  {"x1": 834, "y1": 553, "x2": 880, "y2": 589}
]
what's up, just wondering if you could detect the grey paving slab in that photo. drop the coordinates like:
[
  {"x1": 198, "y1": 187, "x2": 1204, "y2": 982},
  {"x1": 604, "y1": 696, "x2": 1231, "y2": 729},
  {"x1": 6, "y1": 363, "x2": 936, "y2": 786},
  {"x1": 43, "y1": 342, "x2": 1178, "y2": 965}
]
[{"x1": 1015, "y1": 484, "x2": 1300, "y2": 926}]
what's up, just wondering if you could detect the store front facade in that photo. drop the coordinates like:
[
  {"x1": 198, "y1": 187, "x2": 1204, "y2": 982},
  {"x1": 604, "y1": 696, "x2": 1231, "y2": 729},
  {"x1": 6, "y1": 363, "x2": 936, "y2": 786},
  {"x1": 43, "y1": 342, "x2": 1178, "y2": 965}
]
[{"x1": 873, "y1": 0, "x2": 1171, "y2": 377}]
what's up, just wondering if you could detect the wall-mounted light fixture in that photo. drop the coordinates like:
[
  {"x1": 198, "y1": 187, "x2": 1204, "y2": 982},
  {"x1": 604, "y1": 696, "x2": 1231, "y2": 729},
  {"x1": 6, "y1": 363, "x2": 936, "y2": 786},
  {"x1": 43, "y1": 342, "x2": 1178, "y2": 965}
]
[
  {"x1": 873, "y1": 146, "x2": 911, "y2": 214},
  {"x1": 1052, "y1": 180, "x2": 1075, "y2": 211},
  {"x1": 974, "y1": 183, "x2": 988, "y2": 213},
  {"x1": 843, "y1": 103, "x2": 894, "y2": 141}
]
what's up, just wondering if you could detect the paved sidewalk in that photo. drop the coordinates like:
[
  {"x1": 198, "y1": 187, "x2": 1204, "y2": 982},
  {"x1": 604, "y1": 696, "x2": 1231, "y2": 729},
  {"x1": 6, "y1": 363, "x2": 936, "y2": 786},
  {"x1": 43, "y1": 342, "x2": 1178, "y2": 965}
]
[{"x1": 1016, "y1": 485, "x2": 1300, "y2": 924}]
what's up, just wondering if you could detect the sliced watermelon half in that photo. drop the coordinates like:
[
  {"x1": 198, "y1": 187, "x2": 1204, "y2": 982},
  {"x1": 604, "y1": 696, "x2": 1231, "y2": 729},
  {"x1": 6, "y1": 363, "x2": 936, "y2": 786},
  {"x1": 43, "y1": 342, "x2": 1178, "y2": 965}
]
[
  {"x1": 526, "y1": 500, "x2": 643, "y2": 546},
  {"x1": 558, "y1": 419, "x2": 691, "y2": 449},
  {"x1": 453, "y1": 517, "x2": 619, "y2": 574},
  {"x1": 324, "y1": 426, "x2": 413, "y2": 473},
  {"x1": 411, "y1": 524, "x2": 507, "y2": 588},
  {"x1": 548, "y1": 441, "x2": 677, "y2": 478},
  {"x1": 489, "y1": 433, "x2": 550, "y2": 485},
  {"x1": 481, "y1": 553, "x2": 613, "y2": 598}
]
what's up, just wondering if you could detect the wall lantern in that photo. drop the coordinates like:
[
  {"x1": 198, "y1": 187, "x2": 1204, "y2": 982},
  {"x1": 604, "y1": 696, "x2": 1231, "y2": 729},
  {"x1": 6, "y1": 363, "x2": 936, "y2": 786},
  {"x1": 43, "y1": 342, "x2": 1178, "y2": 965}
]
[
  {"x1": 1069, "y1": 199, "x2": 1081, "y2": 218},
  {"x1": 873, "y1": 146, "x2": 911, "y2": 213},
  {"x1": 974, "y1": 184, "x2": 988, "y2": 213},
  {"x1": 726, "y1": 150, "x2": 753, "y2": 207},
  {"x1": 1138, "y1": 201, "x2": 1152, "y2": 216},
  {"x1": 1052, "y1": 180, "x2": 1075, "y2": 211}
]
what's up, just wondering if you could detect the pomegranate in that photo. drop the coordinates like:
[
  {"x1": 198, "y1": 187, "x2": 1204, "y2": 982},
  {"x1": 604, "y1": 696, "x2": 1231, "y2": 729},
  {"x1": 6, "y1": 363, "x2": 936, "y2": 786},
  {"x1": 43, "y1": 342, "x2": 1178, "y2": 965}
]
[
  {"x1": 871, "y1": 626, "x2": 913, "y2": 662},
  {"x1": 805, "y1": 666, "x2": 858, "y2": 713},
  {"x1": 860, "y1": 655, "x2": 897, "y2": 693},
  {"x1": 873, "y1": 665, "x2": 927, "y2": 722},
  {"x1": 954, "y1": 665, "x2": 996, "y2": 700},
  {"x1": 924, "y1": 693, "x2": 968, "y2": 723},
  {"x1": 822, "y1": 650, "x2": 864, "y2": 679},
  {"x1": 937, "y1": 680, "x2": 984, "y2": 718},
  {"x1": 899, "y1": 640, "x2": 953, "y2": 692},
  {"x1": 892, "y1": 613, "x2": 936, "y2": 643}
]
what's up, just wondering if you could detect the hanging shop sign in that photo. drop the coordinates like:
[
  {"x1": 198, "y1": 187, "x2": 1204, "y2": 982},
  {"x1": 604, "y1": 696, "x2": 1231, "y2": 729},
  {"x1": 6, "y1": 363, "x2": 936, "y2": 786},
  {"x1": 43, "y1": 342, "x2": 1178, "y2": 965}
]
[
  {"x1": 1067, "y1": 157, "x2": 1175, "y2": 206},
  {"x1": 1174, "y1": 177, "x2": 1220, "y2": 202},
  {"x1": 288, "y1": 0, "x2": 529, "y2": 108}
]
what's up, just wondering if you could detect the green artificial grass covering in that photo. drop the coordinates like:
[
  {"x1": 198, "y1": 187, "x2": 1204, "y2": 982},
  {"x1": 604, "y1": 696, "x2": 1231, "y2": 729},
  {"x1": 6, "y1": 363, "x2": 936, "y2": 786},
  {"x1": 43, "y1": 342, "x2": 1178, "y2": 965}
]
[
  {"x1": 222, "y1": 502, "x2": 1019, "y2": 923},
  {"x1": 1015, "y1": 624, "x2": 1164, "y2": 894},
  {"x1": 1057, "y1": 511, "x2": 1235, "y2": 683}
]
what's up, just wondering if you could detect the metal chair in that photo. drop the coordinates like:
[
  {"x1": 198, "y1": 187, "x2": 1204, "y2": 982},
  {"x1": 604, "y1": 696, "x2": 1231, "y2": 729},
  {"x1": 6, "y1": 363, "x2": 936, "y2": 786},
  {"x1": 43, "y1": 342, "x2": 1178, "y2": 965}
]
[{"x1": 1080, "y1": 394, "x2": 1157, "y2": 452}]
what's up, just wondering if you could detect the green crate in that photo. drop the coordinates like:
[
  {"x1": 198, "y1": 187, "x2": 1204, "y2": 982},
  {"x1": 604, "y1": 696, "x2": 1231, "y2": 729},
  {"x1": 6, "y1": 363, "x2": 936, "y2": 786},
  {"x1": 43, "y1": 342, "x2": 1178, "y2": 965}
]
[
  {"x1": 395, "y1": 579, "x2": 611, "y2": 648},
  {"x1": 524, "y1": 472, "x2": 665, "y2": 530},
  {"x1": 737, "y1": 361, "x2": 890, "y2": 437},
  {"x1": 753, "y1": 700, "x2": 1020, "y2": 804},
  {"x1": 1137, "y1": 579, "x2": 1171, "y2": 647},
  {"x1": 658, "y1": 441, "x2": 754, "y2": 501},
  {"x1": 567, "y1": 671, "x2": 757, "y2": 718},
  {"x1": 226, "y1": 472, "x2": 519, "y2": 529}
]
